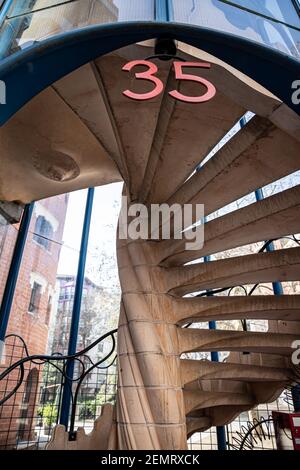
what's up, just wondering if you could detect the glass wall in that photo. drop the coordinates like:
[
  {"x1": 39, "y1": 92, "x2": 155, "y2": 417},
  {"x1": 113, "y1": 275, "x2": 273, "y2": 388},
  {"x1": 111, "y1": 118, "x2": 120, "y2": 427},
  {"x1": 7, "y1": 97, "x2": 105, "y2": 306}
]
[
  {"x1": 71, "y1": 183, "x2": 122, "y2": 433},
  {"x1": 0, "y1": 0, "x2": 155, "y2": 58},
  {"x1": 1, "y1": 1, "x2": 299, "y2": 59},
  {"x1": 0, "y1": 185, "x2": 122, "y2": 448},
  {"x1": 79, "y1": 183, "x2": 122, "y2": 340},
  {"x1": 3, "y1": 192, "x2": 78, "y2": 356},
  {"x1": 172, "y1": 0, "x2": 300, "y2": 58}
]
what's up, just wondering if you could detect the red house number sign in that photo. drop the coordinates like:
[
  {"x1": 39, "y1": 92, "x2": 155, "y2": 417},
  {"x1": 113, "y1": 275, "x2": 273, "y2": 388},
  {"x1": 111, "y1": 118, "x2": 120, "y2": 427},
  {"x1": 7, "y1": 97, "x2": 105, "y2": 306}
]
[{"x1": 122, "y1": 60, "x2": 216, "y2": 103}]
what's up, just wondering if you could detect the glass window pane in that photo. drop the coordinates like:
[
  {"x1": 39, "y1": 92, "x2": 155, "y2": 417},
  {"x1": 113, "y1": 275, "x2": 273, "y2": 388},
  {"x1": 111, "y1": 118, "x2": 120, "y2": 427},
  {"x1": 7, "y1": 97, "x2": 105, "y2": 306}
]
[
  {"x1": 8, "y1": 0, "x2": 155, "y2": 20},
  {"x1": 8, "y1": 1, "x2": 78, "y2": 17},
  {"x1": 0, "y1": 0, "x2": 155, "y2": 58},
  {"x1": 232, "y1": 0, "x2": 300, "y2": 28},
  {"x1": 3, "y1": 190, "x2": 86, "y2": 357},
  {"x1": 172, "y1": 0, "x2": 300, "y2": 58},
  {"x1": 63, "y1": 183, "x2": 122, "y2": 418},
  {"x1": 78, "y1": 183, "x2": 122, "y2": 346},
  {"x1": 49, "y1": 189, "x2": 87, "y2": 354}
]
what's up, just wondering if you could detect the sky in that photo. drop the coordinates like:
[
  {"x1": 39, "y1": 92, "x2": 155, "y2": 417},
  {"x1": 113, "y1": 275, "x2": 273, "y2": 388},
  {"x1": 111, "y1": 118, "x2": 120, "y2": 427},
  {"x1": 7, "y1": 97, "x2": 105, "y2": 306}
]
[{"x1": 57, "y1": 183, "x2": 123, "y2": 283}]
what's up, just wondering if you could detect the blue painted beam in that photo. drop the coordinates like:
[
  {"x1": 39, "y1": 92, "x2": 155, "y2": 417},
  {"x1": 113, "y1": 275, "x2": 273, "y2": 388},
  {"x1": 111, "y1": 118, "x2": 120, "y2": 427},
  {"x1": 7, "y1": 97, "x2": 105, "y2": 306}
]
[
  {"x1": 155, "y1": 0, "x2": 173, "y2": 22},
  {"x1": 59, "y1": 188, "x2": 94, "y2": 429},
  {"x1": 204, "y1": 255, "x2": 227, "y2": 450},
  {"x1": 0, "y1": 0, "x2": 14, "y2": 28},
  {"x1": 0, "y1": 0, "x2": 16, "y2": 59},
  {"x1": 155, "y1": 0, "x2": 168, "y2": 22},
  {"x1": 240, "y1": 118, "x2": 284, "y2": 297},
  {"x1": 254, "y1": 188, "x2": 284, "y2": 296},
  {"x1": 167, "y1": 0, "x2": 174, "y2": 21},
  {"x1": 0, "y1": 203, "x2": 34, "y2": 343}
]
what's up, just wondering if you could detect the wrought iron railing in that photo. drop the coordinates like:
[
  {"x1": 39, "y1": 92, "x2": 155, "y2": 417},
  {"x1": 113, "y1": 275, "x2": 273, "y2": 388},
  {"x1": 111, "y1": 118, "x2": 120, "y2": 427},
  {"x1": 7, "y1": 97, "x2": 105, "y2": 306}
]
[{"x1": 0, "y1": 328, "x2": 117, "y2": 449}]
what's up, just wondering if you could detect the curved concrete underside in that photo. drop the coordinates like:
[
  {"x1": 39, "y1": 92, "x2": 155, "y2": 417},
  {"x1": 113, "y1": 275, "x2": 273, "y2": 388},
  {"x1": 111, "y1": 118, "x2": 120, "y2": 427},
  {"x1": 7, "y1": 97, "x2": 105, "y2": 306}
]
[{"x1": 0, "y1": 40, "x2": 300, "y2": 449}]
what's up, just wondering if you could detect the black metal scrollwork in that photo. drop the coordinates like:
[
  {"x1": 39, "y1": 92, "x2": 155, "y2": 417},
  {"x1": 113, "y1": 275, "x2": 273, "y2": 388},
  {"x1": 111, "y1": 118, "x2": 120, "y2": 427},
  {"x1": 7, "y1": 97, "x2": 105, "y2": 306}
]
[{"x1": 0, "y1": 328, "x2": 118, "y2": 432}]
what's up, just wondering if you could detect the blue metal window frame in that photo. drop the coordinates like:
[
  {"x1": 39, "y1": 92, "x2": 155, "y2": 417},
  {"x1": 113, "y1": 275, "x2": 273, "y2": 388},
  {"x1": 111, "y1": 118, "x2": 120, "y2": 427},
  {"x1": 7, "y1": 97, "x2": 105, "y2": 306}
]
[
  {"x1": 155, "y1": 0, "x2": 174, "y2": 21},
  {"x1": 0, "y1": 203, "x2": 34, "y2": 342},
  {"x1": 214, "y1": 0, "x2": 300, "y2": 27},
  {"x1": 59, "y1": 188, "x2": 95, "y2": 428},
  {"x1": 0, "y1": 0, "x2": 14, "y2": 26},
  {"x1": 204, "y1": 256, "x2": 227, "y2": 450}
]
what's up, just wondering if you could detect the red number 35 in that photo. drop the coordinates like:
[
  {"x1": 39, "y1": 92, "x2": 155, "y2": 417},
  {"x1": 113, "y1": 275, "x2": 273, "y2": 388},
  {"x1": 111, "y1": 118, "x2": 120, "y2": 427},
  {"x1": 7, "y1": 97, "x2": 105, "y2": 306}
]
[{"x1": 122, "y1": 60, "x2": 216, "y2": 103}]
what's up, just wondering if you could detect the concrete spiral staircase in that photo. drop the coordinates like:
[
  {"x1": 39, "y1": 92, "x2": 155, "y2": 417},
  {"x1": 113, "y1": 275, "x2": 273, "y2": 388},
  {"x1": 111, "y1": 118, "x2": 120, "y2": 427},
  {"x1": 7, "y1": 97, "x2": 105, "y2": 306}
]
[{"x1": 0, "y1": 42, "x2": 299, "y2": 450}]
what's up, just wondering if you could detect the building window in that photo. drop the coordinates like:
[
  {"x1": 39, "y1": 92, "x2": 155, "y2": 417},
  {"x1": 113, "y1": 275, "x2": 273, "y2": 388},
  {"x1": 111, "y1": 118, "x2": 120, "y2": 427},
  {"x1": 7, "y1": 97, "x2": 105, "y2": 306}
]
[
  {"x1": 33, "y1": 215, "x2": 53, "y2": 250},
  {"x1": 59, "y1": 284, "x2": 75, "y2": 301},
  {"x1": 28, "y1": 282, "x2": 42, "y2": 314}
]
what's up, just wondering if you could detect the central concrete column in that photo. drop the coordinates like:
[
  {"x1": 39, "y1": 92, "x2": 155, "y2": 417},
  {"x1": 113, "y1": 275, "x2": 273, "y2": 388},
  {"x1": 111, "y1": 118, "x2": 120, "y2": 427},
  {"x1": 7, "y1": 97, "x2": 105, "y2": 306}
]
[{"x1": 115, "y1": 209, "x2": 187, "y2": 449}]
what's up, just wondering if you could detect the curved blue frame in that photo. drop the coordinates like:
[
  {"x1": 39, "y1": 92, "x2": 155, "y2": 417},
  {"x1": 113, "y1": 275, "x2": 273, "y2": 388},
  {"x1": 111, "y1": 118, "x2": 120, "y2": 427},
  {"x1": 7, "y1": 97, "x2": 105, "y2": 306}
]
[{"x1": 0, "y1": 21, "x2": 299, "y2": 125}]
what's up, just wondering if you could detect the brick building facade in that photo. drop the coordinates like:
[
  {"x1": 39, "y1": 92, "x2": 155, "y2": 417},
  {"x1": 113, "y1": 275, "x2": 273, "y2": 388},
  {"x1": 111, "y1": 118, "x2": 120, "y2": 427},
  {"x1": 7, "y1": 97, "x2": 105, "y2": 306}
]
[{"x1": 0, "y1": 194, "x2": 69, "y2": 448}]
